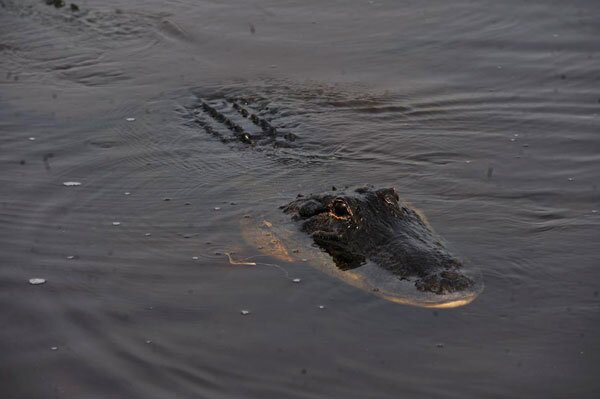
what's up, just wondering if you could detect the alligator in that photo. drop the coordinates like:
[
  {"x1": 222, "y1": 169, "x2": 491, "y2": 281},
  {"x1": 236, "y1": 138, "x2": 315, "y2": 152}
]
[
  {"x1": 189, "y1": 91, "x2": 482, "y2": 307},
  {"x1": 241, "y1": 185, "x2": 483, "y2": 308},
  {"x1": 285, "y1": 185, "x2": 478, "y2": 288}
]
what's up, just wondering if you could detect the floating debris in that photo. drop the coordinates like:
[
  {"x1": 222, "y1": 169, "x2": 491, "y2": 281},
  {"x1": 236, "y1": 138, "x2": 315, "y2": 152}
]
[
  {"x1": 145, "y1": 339, "x2": 152, "y2": 344},
  {"x1": 465, "y1": 160, "x2": 472, "y2": 164},
  {"x1": 509, "y1": 138, "x2": 516, "y2": 142},
  {"x1": 163, "y1": 198, "x2": 172, "y2": 201},
  {"x1": 436, "y1": 343, "x2": 445, "y2": 348},
  {"x1": 62, "y1": 181, "x2": 81, "y2": 187},
  {"x1": 28, "y1": 137, "x2": 36, "y2": 141},
  {"x1": 66, "y1": 255, "x2": 75, "y2": 260},
  {"x1": 192, "y1": 256, "x2": 199, "y2": 260},
  {"x1": 301, "y1": 258, "x2": 308, "y2": 262},
  {"x1": 214, "y1": 207, "x2": 221, "y2": 211},
  {"x1": 243, "y1": 215, "x2": 251, "y2": 218},
  {"x1": 184, "y1": 202, "x2": 191, "y2": 206},
  {"x1": 125, "y1": 117, "x2": 136, "y2": 122},
  {"x1": 50, "y1": 346, "x2": 58, "y2": 351},
  {"x1": 592, "y1": 210, "x2": 598, "y2": 214},
  {"x1": 568, "y1": 177, "x2": 574, "y2": 182},
  {"x1": 144, "y1": 233, "x2": 151, "y2": 236},
  {"x1": 240, "y1": 310, "x2": 250, "y2": 315},
  {"x1": 112, "y1": 222, "x2": 121, "y2": 226},
  {"x1": 124, "y1": 192, "x2": 131, "y2": 196},
  {"x1": 292, "y1": 278, "x2": 301, "y2": 283},
  {"x1": 226, "y1": 253, "x2": 256, "y2": 266},
  {"x1": 318, "y1": 305, "x2": 325, "y2": 309},
  {"x1": 29, "y1": 278, "x2": 46, "y2": 285}
]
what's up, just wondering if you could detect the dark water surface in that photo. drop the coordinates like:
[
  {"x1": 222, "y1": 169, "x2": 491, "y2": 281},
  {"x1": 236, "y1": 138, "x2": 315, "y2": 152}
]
[{"x1": 1, "y1": 0, "x2": 599, "y2": 397}]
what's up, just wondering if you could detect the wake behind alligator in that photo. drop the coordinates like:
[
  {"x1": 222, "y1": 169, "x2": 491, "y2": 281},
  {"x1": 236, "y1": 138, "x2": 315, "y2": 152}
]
[{"x1": 186, "y1": 88, "x2": 483, "y2": 307}]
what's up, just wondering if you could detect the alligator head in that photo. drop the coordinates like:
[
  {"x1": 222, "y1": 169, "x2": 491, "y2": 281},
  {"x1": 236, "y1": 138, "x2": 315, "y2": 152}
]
[{"x1": 282, "y1": 186, "x2": 476, "y2": 296}]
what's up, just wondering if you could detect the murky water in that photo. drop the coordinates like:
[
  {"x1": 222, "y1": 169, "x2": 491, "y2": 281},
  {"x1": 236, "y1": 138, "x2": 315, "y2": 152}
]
[{"x1": 1, "y1": 0, "x2": 599, "y2": 397}]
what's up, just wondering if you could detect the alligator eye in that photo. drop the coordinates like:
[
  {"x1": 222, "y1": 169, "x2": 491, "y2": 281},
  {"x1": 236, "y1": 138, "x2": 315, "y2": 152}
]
[{"x1": 332, "y1": 200, "x2": 351, "y2": 218}]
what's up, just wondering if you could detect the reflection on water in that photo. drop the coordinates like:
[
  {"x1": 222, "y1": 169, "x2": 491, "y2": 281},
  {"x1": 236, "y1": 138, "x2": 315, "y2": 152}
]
[{"x1": 1, "y1": 0, "x2": 599, "y2": 397}]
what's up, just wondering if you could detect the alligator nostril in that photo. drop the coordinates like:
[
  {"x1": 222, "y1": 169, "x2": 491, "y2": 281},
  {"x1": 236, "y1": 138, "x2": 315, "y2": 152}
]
[
  {"x1": 442, "y1": 256, "x2": 462, "y2": 269},
  {"x1": 416, "y1": 270, "x2": 473, "y2": 294},
  {"x1": 440, "y1": 270, "x2": 461, "y2": 280}
]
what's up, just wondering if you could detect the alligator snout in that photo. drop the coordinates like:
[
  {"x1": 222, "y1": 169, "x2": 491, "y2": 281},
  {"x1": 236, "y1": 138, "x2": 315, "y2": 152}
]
[{"x1": 372, "y1": 242, "x2": 473, "y2": 294}]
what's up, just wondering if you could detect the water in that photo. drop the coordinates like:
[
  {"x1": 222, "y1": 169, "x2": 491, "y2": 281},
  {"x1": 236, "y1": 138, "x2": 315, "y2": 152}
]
[{"x1": 1, "y1": 0, "x2": 599, "y2": 397}]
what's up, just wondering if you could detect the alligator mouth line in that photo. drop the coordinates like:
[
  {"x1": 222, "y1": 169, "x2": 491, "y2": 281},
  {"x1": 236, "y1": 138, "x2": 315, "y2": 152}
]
[
  {"x1": 381, "y1": 292, "x2": 479, "y2": 308},
  {"x1": 341, "y1": 266, "x2": 480, "y2": 308}
]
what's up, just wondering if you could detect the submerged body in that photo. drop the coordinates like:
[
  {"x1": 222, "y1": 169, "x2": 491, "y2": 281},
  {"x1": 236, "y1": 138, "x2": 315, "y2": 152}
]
[{"x1": 243, "y1": 186, "x2": 483, "y2": 308}]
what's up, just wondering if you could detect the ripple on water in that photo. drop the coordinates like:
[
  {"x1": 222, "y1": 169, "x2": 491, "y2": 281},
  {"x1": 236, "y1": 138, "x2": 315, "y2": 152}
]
[{"x1": 1, "y1": 0, "x2": 599, "y2": 396}]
